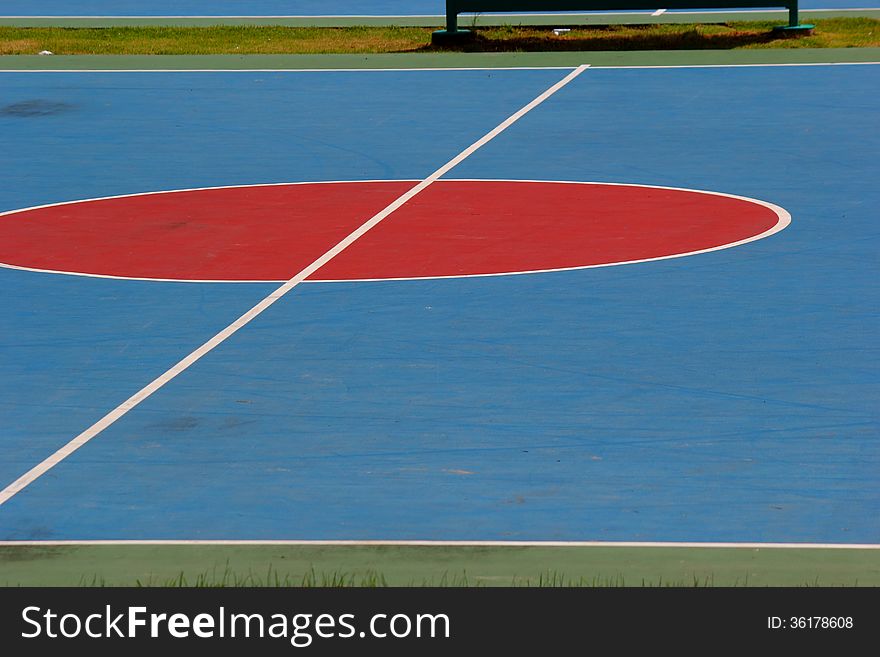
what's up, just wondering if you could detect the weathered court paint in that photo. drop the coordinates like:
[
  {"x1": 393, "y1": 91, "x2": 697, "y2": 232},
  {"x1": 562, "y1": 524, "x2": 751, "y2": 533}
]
[
  {"x1": 0, "y1": 64, "x2": 591, "y2": 507},
  {"x1": 0, "y1": 65, "x2": 877, "y2": 545},
  {"x1": 0, "y1": 180, "x2": 787, "y2": 282},
  {"x1": 0, "y1": 68, "x2": 566, "y2": 488}
]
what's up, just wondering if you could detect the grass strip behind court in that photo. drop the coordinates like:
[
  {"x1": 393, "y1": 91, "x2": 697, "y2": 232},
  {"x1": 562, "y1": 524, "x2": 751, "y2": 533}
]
[
  {"x1": 1, "y1": 545, "x2": 878, "y2": 587},
  {"x1": 1, "y1": 18, "x2": 879, "y2": 55}
]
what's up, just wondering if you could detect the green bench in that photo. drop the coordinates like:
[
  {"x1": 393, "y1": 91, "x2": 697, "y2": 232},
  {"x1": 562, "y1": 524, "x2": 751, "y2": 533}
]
[{"x1": 432, "y1": 0, "x2": 813, "y2": 43}]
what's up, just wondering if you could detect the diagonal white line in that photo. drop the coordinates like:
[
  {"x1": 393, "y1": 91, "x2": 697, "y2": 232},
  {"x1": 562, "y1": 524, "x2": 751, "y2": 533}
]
[{"x1": 0, "y1": 64, "x2": 590, "y2": 507}]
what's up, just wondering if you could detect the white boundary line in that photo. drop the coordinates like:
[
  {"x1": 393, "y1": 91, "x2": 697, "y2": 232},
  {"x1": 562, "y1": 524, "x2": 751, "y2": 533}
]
[
  {"x1": 590, "y1": 61, "x2": 880, "y2": 69},
  {"x1": 0, "y1": 67, "x2": 575, "y2": 73},
  {"x1": 0, "y1": 540, "x2": 878, "y2": 549},
  {"x1": 0, "y1": 67, "x2": 577, "y2": 73},
  {"x1": 0, "y1": 179, "x2": 791, "y2": 284},
  {"x1": 663, "y1": 6, "x2": 880, "y2": 12},
  {"x1": 0, "y1": 64, "x2": 590, "y2": 508}
]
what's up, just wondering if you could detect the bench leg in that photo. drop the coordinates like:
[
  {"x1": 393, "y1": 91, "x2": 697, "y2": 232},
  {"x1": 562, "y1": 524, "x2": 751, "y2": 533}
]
[
  {"x1": 431, "y1": 4, "x2": 474, "y2": 45},
  {"x1": 448, "y1": 8, "x2": 459, "y2": 34},
  {"x1": 772, "y1": 2, "x2": 814, "y2": 34}
]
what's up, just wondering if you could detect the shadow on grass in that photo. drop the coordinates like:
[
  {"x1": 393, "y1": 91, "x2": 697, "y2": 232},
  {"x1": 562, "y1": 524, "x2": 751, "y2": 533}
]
[{"x1": 417, "y1": 25, "x2": 792, "y2": 52}]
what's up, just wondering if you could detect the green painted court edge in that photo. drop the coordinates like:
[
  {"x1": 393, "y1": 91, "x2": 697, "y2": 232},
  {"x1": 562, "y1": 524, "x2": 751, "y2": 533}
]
[
  {"x1": 1, "y1": 46, "x2": 879, "y2": 69},
  {"x1": 1, "y1": 545, "x2": 878, "y2": 586},
  {"x1": 1, "y1": 9, "x2": 878, "y2": 27}
]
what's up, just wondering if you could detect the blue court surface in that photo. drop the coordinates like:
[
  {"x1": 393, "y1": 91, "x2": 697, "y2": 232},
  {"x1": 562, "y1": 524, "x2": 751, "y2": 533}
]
[
  {"x1": 1, "y1": 0, "x2": 877, "y2": 15},
  {"x1": 0, "y1": 63, "x2": 878, "y2": 544}
]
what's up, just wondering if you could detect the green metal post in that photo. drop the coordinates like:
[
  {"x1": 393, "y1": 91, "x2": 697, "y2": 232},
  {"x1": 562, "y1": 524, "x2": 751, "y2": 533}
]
[
  {"x1": 448, "y1": 4, "x2": 459, "y2": 34},
  {"x1": 433, "y1": 2, "x2": 472, "y2": 44},
  {"x1": 773, "y1": 0, "x2": 812, "y2": 32}
]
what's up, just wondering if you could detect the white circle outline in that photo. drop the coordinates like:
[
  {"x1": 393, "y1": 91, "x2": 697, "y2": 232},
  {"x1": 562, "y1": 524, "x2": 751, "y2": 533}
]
[{"x1": 0, "y1": 179, "x2": 791, "y2": 283}]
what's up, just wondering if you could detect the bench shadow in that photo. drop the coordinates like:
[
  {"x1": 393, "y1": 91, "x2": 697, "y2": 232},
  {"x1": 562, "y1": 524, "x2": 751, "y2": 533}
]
[{"x1": 411, "y1": 25, "x2": 785, "y2": 52}]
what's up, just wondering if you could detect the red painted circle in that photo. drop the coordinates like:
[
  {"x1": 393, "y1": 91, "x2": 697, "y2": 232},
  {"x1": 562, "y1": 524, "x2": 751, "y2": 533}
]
[{"x1": 0, "y1": 180, "x2": 784, "y2": 281}]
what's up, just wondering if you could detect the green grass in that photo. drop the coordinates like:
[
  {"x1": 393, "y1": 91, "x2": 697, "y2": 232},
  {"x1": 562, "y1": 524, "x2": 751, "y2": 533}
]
[
  {"x1": 0, "y1": 18, "x2": 878, "y2": 55},
  {"x1": 2, "y1": 545, "x2": 878, "y2": 587}
]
